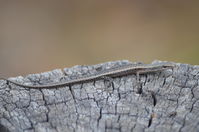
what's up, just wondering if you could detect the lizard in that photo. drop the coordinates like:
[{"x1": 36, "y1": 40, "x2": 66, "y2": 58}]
[{"x1": 0, "y1": 62, "x2": 175, "y2": 90}]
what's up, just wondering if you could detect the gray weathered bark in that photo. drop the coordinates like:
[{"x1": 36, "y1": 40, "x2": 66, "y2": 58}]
[{"x1": 0, "y1": 60, "x2": 199, "y2": 132}]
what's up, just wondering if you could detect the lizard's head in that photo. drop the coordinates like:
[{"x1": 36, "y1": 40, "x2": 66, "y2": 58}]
[
  {"x1": 161, "y1": 63, "x2": 176, "y2": 70},
  {"x1": 151, "y1": 62, "x2": 176, "y2": 71},
  {"x1": 164, "y1": 63, "x2": 175, "y2": 67}
]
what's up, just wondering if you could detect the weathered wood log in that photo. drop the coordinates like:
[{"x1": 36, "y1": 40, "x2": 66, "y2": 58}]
[{"x1": 0, "y1": 60, "x2": 198, "y2": 132}]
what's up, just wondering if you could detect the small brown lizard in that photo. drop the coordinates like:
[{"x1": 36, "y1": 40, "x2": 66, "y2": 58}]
[{"x1": 0, "y1": 62, "x2": 175, "y2": 89}]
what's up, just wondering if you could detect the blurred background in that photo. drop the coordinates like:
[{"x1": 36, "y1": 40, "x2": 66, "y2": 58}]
[{"x1": 0, "y1": 0, "x2": 199, "y2": 77}]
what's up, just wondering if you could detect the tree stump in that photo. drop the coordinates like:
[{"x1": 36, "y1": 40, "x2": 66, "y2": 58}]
[{"x1": 0, "y1": 60, "x2": 199, "y2": 132}]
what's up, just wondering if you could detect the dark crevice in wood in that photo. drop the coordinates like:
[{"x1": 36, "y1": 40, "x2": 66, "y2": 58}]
[
  {"x1": 0, "y1": 124, "x2": 10, "y2": 132},
  {"x1": 151, "y1": 91, "x2": 157, "y2": 106},
  {"x1": 168, "y1": 111, "x2": 177, "y2": 118},
  {"x1": 69, "y1": 85, "x2": 76, "y2": 103},
  {"x1": 148, "y1": 114, "x2": 153, "y2": 128}
]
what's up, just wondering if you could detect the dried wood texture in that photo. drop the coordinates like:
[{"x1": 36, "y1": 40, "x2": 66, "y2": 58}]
[{"x1": 0, "y1": 60, "x2": 199, "y2": 132}]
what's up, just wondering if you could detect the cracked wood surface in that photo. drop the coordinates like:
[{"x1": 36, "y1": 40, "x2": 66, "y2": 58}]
[{"x1": 0, "y1": 60, "x2": 199, "y2": 132}]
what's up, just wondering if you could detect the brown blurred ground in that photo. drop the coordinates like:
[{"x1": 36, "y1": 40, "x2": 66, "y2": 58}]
[{"x1": 0, "y1": 1, "x2": 199, "y2": 77}]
